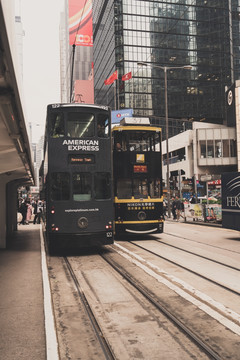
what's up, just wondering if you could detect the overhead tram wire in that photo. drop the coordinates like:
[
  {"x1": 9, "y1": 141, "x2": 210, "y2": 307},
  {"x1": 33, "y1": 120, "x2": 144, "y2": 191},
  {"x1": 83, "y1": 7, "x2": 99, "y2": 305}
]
[{"x1": 69, "y1": 0, "x2": 89, "y2": 102}]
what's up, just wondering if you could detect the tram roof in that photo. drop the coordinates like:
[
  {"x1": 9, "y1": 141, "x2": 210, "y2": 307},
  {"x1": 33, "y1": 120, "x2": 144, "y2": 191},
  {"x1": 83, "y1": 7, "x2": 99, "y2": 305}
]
[{"x1": 47, "y1": 103, "x2": 110, "y2": 111}]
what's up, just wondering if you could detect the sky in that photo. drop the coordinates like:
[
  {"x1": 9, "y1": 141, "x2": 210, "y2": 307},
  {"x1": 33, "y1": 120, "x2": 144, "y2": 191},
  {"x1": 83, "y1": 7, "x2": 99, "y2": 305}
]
[{"x1": 19, "y1": 0, "x2": 65, "y2": 143}]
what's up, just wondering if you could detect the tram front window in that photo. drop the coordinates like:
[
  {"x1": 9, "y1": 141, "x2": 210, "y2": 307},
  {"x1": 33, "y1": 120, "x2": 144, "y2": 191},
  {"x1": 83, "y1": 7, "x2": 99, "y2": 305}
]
[
  {"x1": 117, "y1": 179, "x2": 132, "y2": 199},
  {"x1": 73, "y1": 173, "x2": 91, "y2": 201},
  {"x1": 50, "y1": 113, "x2": 64, "y2": 138},
  {"x1": 133, "y1": 179, "x2": 148, "y2": 199},
  {"x1": 67, "y1": 112, "x2": 94, "y2": 138},
  {"x1": 149, "y1": 179, "x2": 161, "y2": 198}
]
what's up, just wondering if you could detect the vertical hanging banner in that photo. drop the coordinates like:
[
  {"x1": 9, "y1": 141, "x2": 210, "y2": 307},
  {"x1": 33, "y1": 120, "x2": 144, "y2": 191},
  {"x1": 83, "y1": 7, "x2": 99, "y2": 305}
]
[{"x1": 69, "y1": 0, "x2": 93, "y2": 47}]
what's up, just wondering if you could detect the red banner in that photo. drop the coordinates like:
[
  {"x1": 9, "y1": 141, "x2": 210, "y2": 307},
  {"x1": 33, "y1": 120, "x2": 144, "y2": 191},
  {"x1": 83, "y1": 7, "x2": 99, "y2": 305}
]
[
  {"x1": 122, "y1": 72, "x2": 132, "y2": 81},
  {"x1": 69, "y1": 0, "x2": 93, "y2": 47},
  {"x1": 104, "y1": 70, "x2": 118, "y2": 85}
]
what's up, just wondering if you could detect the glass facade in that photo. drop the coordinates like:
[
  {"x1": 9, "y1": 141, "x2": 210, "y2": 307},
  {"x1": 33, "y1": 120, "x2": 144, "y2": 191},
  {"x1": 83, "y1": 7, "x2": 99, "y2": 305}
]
[{"x1": 93, "y1": 0, "x2": 240, "y2": 139}]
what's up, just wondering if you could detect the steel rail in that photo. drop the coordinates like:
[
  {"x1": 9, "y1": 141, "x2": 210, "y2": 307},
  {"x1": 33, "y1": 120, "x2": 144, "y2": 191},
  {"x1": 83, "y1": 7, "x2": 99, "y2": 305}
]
[
  {"x1": 130, "y1": 241, "x2": 240, "y2": 296},
  {"x1": 64, "y1": 257, "x2": 116, "y2": 360},
  {"x1": 101, "y1": 252, "x2": 222, "y2": 360}
]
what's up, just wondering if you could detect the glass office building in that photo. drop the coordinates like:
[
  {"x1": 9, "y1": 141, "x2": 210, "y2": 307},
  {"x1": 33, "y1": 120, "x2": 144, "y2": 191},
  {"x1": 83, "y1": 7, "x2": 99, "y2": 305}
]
[{"x1": 93, "y1": 1, "x2": 240, "y2": 138}]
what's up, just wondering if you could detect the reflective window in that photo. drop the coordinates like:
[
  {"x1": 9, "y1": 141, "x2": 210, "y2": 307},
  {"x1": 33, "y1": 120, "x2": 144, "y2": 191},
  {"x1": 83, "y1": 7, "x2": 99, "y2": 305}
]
[
  {"x1": 50, "y1": 113, "x2": 64, "y2": 138},
  {"x1": 117, "y1": 179, "x2": 132, "y2": 199},
  {"x1": 149, "y1": 179, "x2": 161, "y2": 198},
  {"x1": 133, "y1": 179, "x2": 148, "y2": 199},
  {"x1": 222, "y1": 140, "x2": 230, "y2": 157},
  {"x1": 97, "y1": 113, "x2": 109, "y2": 137},
  {"x1": 200, "y1": 140, "x2": 206, "y2": 158},
  {"x1": 94, "y1": 172, "x2": 111, "y2": 199},
  {"x1": 114, "y1": 130, "x2": 161, "y2": 152},
  {"x1": 67, "y1": 112, "x2": 94, "y2": 138},
  {"x1": 50, "y1": 173, "x2": 70, "y2": 201},
  {"x1": 73, "y1": 173, "x2": 91, "y2": 201}
]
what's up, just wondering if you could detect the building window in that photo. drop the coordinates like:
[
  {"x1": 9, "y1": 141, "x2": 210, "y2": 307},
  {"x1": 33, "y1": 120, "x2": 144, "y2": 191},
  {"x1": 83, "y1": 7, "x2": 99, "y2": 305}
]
[{"x1": 200, "y1": 140, "x2": 206, "y2": 158}]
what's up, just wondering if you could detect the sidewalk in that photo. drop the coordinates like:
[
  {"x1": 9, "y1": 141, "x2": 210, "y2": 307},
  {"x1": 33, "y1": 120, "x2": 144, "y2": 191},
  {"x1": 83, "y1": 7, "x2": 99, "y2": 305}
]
[
  {"x1": 0, "y1": 224, "x2": 46, "y2": 360},
  {"x1": 166, "y1": 216, "x2": 222, "y2": 227}
]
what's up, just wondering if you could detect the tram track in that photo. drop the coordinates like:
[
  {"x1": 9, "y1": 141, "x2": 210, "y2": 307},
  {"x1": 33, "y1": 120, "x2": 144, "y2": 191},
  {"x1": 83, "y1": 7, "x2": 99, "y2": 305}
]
[
  {"x1": 100, "y1": 251, "x2": 222, "y2": 360},
  {"x1": 47, "y1": 247, "x2": 240, "y2": 359},
  {"x1": 164, "y1": 230, "x2": 240, "y2": 255},
  {"x1": 128, "y1": 240, "x2": 240, "y2": 296},
  {"x1": 155, "y1": 238, "x2": 240, "y2": 272},
  {"x1": 63, "y1": 257, "x2": 116, "y2": 360}
]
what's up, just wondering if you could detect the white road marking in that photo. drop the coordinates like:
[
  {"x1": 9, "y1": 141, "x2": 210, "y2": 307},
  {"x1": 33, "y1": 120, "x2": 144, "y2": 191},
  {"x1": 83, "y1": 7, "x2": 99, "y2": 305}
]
[
  {"x1": 115, "y1": 242, "x2": 240, "y2": 335},
  {"x1": 40, "y1": 226, "x2": 59, "y2": 359}
]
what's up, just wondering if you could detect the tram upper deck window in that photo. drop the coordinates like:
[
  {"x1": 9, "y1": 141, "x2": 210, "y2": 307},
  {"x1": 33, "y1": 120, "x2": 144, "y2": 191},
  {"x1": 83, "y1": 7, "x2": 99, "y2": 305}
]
[
  {"x1": 97, "y1": 113, "x2": 109, "y2": 137},
  {"x1": 117, "y1": 179, "x2": 132, "y2": 199},
  {"x1": 67, "y1": 112, "x2": 94, "y2": 138},
  {"x1": 73, "y1": 173, "x2": 91, "y2": 201},
  {"x1": 50, "y1": 172, "x2": 70, "y2": 200},
  {"x1": 94, "y1": 173, "x2": 111, "y2": 199},
  {"x1": 50, "y1": 113, "x2": 64, "y2": 138},
  {"x1": 128, "y1": 131, "x2": 160, "y2": 151}
]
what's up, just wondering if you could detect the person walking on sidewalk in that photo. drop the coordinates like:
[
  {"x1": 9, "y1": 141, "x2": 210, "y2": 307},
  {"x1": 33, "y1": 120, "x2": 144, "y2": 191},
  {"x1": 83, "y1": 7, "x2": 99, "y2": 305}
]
[
  {"x1": 171, "y1": 197, "x2": 177, "y2": 220},
  {"x1": 175, "y1": 196, "x2": 183, "y2": 222}
]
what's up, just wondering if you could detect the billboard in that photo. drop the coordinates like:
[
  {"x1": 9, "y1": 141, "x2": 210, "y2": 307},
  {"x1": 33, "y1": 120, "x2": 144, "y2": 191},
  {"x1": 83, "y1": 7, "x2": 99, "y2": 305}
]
[
  {"x1": 111, "y1": 109, "x2": 133, "y2": 124},
  {"x1": 73, "y1": 80, "x2": 94, "y2": 104},
  {"x1": 69, "y1": 0, "x2": 93, "y2": 47},
  {"x1": 222, "y1": 172, "x2": 240, "y2": 230}
]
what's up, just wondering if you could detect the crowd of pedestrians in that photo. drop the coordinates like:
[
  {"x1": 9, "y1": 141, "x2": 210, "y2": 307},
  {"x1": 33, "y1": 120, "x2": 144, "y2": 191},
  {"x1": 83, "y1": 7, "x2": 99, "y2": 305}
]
[{"x1": 18, "y1": 198, "x2": 44, "y2": 225}]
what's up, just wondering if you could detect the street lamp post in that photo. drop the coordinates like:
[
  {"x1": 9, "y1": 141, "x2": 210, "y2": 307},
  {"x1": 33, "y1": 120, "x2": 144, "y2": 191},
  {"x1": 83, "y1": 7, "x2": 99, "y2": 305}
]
[{"x1": 137, "y1": 62, "x2": 192, "y2": 218}]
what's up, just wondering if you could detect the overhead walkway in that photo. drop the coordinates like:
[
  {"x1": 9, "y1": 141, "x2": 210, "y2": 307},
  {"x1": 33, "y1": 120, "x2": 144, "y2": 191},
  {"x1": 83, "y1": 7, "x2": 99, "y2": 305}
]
[{"x1": 0, "y1": 1, "x2": 34, "y2": 248}]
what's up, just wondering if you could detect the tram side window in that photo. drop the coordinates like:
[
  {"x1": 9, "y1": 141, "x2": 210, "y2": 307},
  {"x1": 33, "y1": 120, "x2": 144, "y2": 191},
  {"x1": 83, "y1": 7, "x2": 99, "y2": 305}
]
[
  {"x1": 50, "y1": 113, "x2": 64, "y2": 138},
  {"x1": 133, "y1": 179, "x2": 148, "y2": 199},
  {"x1": 50, "y1": 173, "x2": 70, "y2": 200},
  {"x1": 117, "y1": 179, "x2": 132, "y2": 199},
  {"x1": 97, "y1": 113, "x2": 109, "y2": 137},
  {"x1": 67, "y1": 112, "x2": 94, "y2": 138},
  {"x1": 94, "y1": 173, "x2": 111, "y2": 199},
  {"x1": 73, "y1": 173, "x2": 91, "y2": 201},
  {"x1": 152, "y1": 133, "x2": 161, "y2": 152},
  {"x1": 149, "y1": 179, "x2": 161, "y2": 198}
]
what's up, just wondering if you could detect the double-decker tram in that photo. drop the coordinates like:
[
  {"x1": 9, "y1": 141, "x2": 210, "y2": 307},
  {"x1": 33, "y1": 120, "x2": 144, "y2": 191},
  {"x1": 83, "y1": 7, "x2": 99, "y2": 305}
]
[
  {"x1": 112, "y1": 118, "x2": 164, "y2": 236},
  {"x1": 41, "y1": 103, "x2": 114, "y2": 253}
]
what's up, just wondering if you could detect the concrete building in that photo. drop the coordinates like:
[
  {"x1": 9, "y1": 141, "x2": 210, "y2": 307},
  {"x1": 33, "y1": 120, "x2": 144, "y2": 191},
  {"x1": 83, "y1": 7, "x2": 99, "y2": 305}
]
[
  {"x1": 60, "y1": 0, "x2": 93, "y2": 103},
  {"x1": 92, "y1": 1, "x2": 240, "y2": 139},
  {"x1": 162, "y1": 122, "x2": 237, "y2": 198}
]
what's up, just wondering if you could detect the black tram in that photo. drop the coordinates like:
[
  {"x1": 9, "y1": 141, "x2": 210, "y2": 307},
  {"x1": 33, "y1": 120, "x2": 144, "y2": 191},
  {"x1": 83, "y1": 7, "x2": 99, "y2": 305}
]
[
  {"x1": 112, "y1": 118, "x2": 164, "y2": 236},
  {"x1": 41, "y1": 103, "x2": 114, "y2": 253}
]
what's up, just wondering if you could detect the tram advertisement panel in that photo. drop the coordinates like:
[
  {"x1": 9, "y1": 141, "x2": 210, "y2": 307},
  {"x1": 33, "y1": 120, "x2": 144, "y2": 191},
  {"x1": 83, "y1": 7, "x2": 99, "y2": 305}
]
[{"x1": 222, "y1": 172, "x2": 240, "y2": 231}]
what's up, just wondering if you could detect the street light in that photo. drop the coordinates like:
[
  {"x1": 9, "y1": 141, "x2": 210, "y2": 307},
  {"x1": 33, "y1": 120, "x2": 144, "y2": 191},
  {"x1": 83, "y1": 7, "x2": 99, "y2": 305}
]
[{"x1": 137, "y1": 62, "x2": 192, "y2": 218}]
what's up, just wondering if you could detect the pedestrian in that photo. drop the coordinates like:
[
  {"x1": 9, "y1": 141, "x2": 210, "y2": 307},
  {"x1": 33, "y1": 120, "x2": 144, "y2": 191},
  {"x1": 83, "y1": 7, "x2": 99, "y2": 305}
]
[
  {"x1": 190, "y1": 194, "x2": 196, "y2": 204},
  {"x1": 19, "y1": 200, "x2": 27, "y2": 225},
  {"x1": 171, "y1": 197, "x2": 177, "y2": 220},
  {"x1": 175, "y1": 196, "x2": 183, "y2": 222},
  {"x1": 25, "y1": 200, "x2": 32, "y2": 224},
  {"x1": 37, "y1": 200, "x2": 44, "y2": 224},
  {"x1": 32, "y1": 200, "x2": 38, "y2": 224}
]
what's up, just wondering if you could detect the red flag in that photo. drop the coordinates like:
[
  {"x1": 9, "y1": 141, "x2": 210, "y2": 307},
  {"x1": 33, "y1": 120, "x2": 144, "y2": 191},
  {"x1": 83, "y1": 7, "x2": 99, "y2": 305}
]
[
  {"x1": 122, "y1": 72, "x2": 132, "y2": 81},
  {"x1": 104, "y1": 70, "x2": 118, "y2": 85}
]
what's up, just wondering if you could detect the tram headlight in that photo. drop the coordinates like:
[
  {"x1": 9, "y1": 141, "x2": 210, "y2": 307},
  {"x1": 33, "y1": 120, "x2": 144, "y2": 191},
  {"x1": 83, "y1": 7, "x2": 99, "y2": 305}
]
[
  {"x1": 138, "y1": 211, "x2": 147, "y2": 221},
  {"x1": 77, "y1": 217, "x2": 88, "y2": 229}
]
